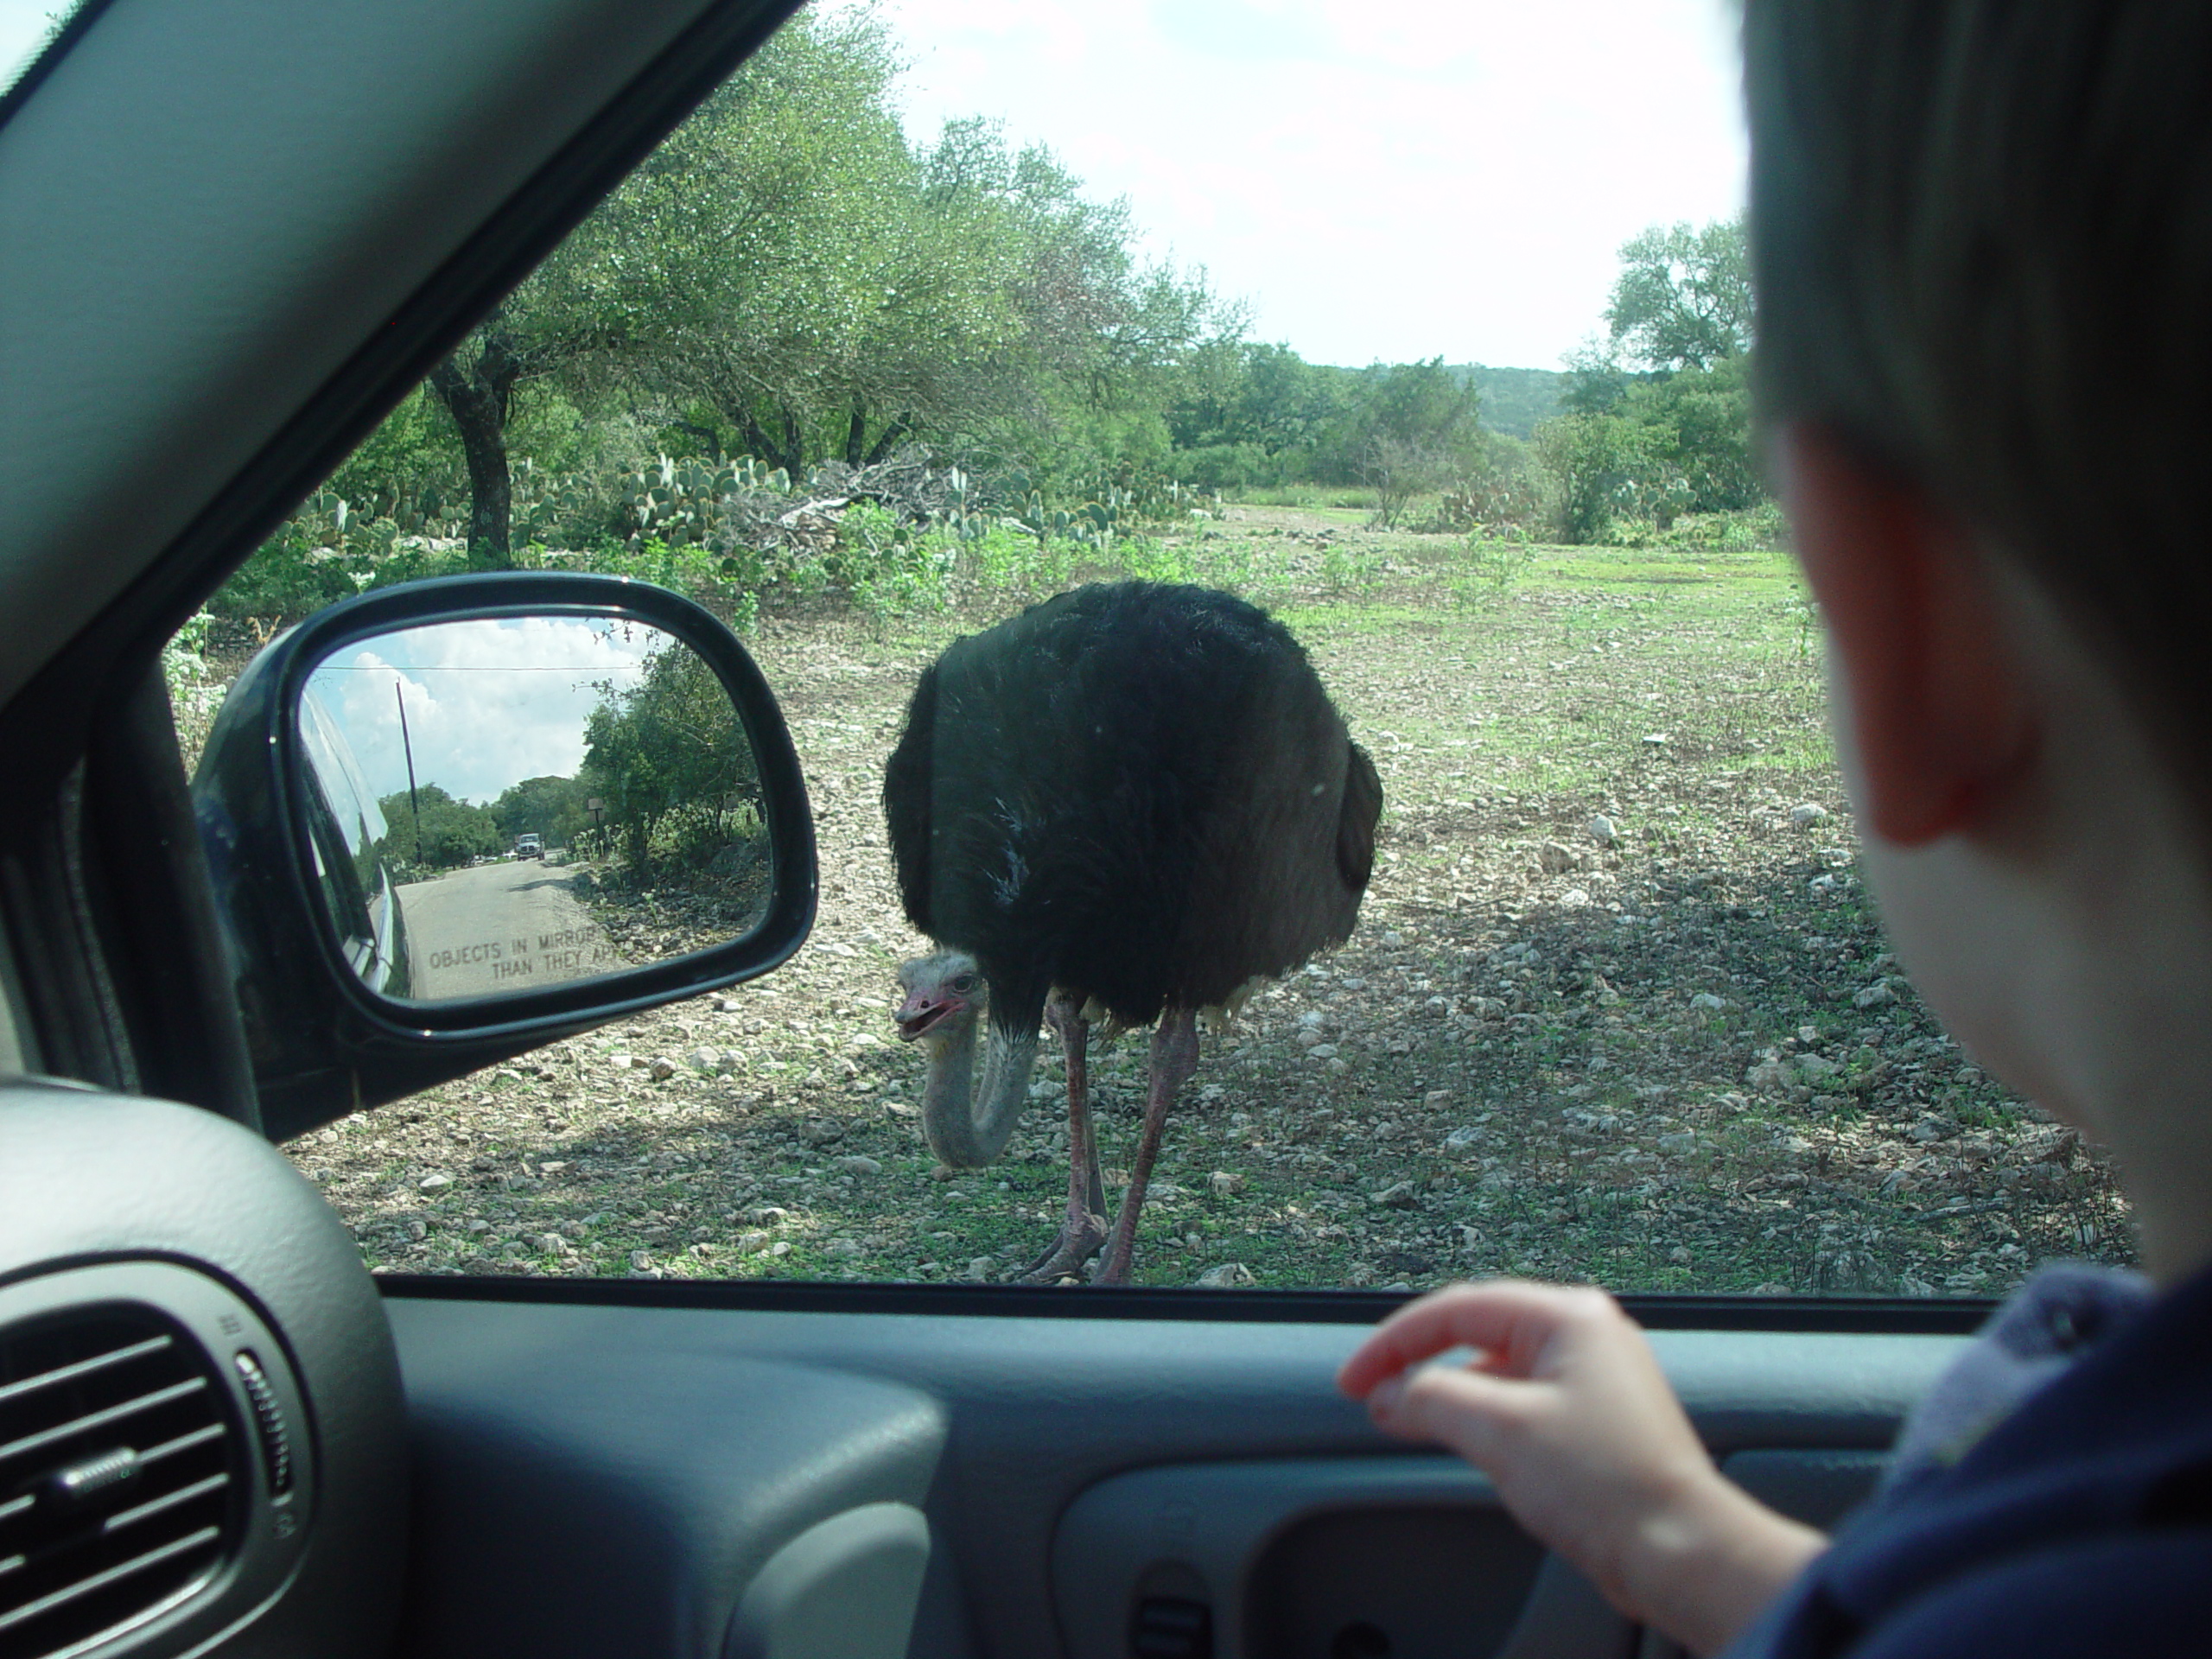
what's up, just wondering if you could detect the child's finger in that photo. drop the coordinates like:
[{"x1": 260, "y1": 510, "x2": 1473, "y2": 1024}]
[
  {"x1": 1365, "y1": 1359, "x2": 1542, "y2": 1465},
  {"x1": 1337, "y1": 1279, "x2": 1604, "y2": 1397}
]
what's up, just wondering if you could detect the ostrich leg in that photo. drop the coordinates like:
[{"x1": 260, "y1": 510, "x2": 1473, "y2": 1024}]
[
  {"x1": 1020, "y1": 990, "x2": 1109, "y2": 1281},
  {"x1": 1091, "y1": 1005, "x2": 1199, "y2": 1286}
]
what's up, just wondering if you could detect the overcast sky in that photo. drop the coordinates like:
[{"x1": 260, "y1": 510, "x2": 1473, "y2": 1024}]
[
  {"x1": 866, "y1": 0, "x2": 1749, "y2": 369},
  {"x1": 4, "y1": 0, "x2": 1750, "y2": 369},
  {"x1": 306, "y1": 618, "x2": 670, "y2": 808}
]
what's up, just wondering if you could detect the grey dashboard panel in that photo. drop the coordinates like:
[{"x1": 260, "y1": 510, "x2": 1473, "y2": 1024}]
[
  {"x1": 391, "y1": 1319, "x2": 945, "y2": 1659},
  {"x1": 383, "y1": 1296, "x2": 1966, "y2": 1659},
  {"x1": 727, "y1": 1501, "x2": 932, "y2": 1659},
  {"x1": 1721, "y1": 1447, "x2": 1892, "y2": 1533},
  {"x1": 0, "y1": 1082, "x2": 406, "y2": 1659}
]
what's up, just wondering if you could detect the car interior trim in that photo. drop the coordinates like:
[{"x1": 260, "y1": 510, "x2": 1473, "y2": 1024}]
[{"x1": 375, "y1": 1273, "x2": 1999, "y2": 1336}]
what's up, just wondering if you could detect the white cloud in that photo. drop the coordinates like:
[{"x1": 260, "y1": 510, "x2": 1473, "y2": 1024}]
[
  {"x1": 866, "y1": 0, "x2": 1747, "y2": 369},
  {"x1": 304, "y1": 616, "x2": 671, "y2": 808}
]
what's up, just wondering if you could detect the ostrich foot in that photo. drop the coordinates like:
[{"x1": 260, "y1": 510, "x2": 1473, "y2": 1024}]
[{"x1": 1018, "y1": 1211, "x2": 1108, "y2": 1282}]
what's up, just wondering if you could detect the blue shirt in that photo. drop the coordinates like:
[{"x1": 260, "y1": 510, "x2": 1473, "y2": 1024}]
[{"x1": 1731, "y1": 1260, "x2": 2212, "y2": 1657}]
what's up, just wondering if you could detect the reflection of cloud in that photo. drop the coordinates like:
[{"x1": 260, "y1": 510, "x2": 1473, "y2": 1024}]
[
  {"x1": 864, "y1": 0, "x2": 1746, "y2": 369},
  {"x1": 304, "y1": 617, "x2": 669, "y2": 806}
]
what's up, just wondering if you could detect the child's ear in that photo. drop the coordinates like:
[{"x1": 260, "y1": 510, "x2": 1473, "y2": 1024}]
[{"x1": 1770, "y1": 423, "x2": 2037, "y2": 846}]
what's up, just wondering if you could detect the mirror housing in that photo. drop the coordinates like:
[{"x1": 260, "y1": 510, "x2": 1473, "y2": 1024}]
[{"x1": 193, "y1": 573, "x2": 817, "y2": 1141}]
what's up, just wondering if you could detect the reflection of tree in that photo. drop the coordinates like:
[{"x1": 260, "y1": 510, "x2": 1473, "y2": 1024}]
[
  {"x1": 492, "y1": 774, "x2": 592, "y2": 848},
  {"x1": 581, "y1": 646, "x2": 759, "y2": 876},
  {"x1": 376, "y1": 784, "x2": 501, "y2": 870}
]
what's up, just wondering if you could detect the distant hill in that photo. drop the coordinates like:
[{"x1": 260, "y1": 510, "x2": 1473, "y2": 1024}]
[
  {"x1": 1310, "y1": 359, "x2": 1566, "y2": 439},
  {"x1": 1452, "y1": 364, "x2": 1564, "y2": 440}
]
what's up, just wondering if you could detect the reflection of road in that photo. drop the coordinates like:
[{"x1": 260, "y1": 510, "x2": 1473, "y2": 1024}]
[{"x1": 396, "y1": 861, "x2": 626, "y2": 1001}]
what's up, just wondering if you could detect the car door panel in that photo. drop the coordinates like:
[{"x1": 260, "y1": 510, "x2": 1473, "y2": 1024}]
[
  {"x1": 392, "y1": 1330, "x2": 944, "y2": 1659},
  {"x1": 382, "y1": 1294, "x2": 1967, "y2": 1659}
]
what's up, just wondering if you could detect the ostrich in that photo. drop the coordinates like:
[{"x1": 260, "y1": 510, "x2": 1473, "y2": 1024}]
[{"x1": 882, "y1": 582, "x2": 1382, "y2": 1284}]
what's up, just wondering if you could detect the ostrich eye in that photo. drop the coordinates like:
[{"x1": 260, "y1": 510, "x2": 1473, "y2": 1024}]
[{"x1": 950, "y1": 975, "x2": 976, "y2": 995}]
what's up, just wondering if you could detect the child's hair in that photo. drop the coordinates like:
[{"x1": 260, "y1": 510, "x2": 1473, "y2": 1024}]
[{"x1": 1743, "y1": 2, "x2": 2212, "y2": 791}]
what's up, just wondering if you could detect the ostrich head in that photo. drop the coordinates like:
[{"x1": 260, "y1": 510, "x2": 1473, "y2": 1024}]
[
  {"x1": 891, "y1": 950, "x2": 1035, "y2": 1169},
  {"x1": 893, "y1": 951, "x2": 982, "y2": 1048}
]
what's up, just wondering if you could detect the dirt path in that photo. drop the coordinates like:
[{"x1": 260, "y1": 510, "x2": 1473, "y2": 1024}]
[{"x1": 398, "y1": 861, "x2": 620, "y2": 999}]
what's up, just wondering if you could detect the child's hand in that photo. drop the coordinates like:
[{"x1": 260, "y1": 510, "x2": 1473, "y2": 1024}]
[{"x1": 1338, "y1": 1281, "x2": 1825, "y2": 1656}]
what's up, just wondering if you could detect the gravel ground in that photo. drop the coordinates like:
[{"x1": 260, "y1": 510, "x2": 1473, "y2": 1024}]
[{"x1": 277, "y1": 522, "x2": 2135, "y2": 1294}]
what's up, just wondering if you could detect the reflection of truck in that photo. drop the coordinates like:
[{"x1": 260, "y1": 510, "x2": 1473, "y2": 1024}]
[{"x1": 515, "y1": 834, "x2": 543, "y2": 860}]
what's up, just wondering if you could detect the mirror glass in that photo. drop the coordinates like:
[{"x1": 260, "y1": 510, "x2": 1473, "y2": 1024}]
[{"x1": 295, "y1": 613, "x2": 770, "y2": 1003}]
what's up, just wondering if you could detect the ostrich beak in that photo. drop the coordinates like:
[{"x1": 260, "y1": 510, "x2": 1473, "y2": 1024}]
[{"x1": 894, "y1": 988, "x2": 963, "y2": 1041}]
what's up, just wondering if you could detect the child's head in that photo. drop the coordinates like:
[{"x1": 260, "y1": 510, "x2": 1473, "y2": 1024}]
[
  {"x1": 1740, "y1": 3, "x2": 2212, "y2": 1276},
  {"x1": 1743, "y1": 1, "x2": 2212, "y2": 802}
]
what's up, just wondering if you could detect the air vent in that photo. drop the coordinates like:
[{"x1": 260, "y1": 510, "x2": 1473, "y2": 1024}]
[{"x1": 0, "y1": 1306, "x2": 242, "y2": 1659}]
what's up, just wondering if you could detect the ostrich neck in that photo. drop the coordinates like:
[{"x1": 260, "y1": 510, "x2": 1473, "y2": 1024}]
[{"x1": 920, "y1": 1018, "x2": 1036, "y2": 1167}]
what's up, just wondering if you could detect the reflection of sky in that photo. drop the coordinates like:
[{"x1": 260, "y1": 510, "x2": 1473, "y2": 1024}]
[{"x1": 305, "y1": 617, "x2": 669, "y2": 804}]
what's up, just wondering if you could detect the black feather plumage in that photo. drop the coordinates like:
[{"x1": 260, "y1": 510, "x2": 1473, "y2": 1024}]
[{"x1": 883, "y1": 582, "x2": 1379, "y2": 1037}]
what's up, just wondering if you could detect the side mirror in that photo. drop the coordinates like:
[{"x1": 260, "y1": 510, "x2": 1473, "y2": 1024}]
[{"x1": 193, "y1": 574, "x2": 816, "y2": 1140}]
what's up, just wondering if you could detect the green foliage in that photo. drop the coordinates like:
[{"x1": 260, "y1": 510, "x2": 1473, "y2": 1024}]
[
  {"x1": 963, "y1": 522, "x2": 1072, "y2": 596},
  {"x1": 1459, "y1": 535, "x2": 1539, "y2": 592},
  {"x1": 1614, "y1": 353, "x2": 1759, "y2": 518},
  {"x1": 163, "y1": 608, "x2": 226, "y2": 772},
  {"x1": 203, "y1": 43, "x2": 1762, "y2": 632},
  {"x1": 376, "y1": 783, "x2": 499, "y2": 870},
  {"x1": 1116, "y1": 537, "x2": 1197, "y2": 585},
  {"x1": 582, "y1": 642, "x2": 760, "y2": 876},
  {"x1": 1347, "y1": 359, "x2": 1483, "y2": 530},
  {"x1": 1435, "y1": 430, "x2": 1545, "y2": 534},
  {"x1": 836, "y1": 502, "x2": 956, "y2": 621},
  {"x1": 605, "y1": 453, "x2": 785, "y2": 548},
  {"x1": 1528, "y1": 219, "x2": 1762, "y2": 543},
  {"x1": 1535, "y1": 413, "x2": 1640, "y2": 544},
  {"x1": 1165, "y1": 341, "x2": 1358, "y2": 483},
  {"x1": 1456, "y1": 365, "x2": 1564, "y2": 440},
  {"x1": 209, "y1": 522, "x2": 360, "y2": 623},
  {"x1": 1604, "y1": 218, "x2": 1752, "y2": 373},
  {"x1": 490, "y1": 775, "x2": 594, "y2": 849},
  {"x1": 1230, "y1": 483, "x2": 1375, "y2": 510},
  {"x1": 317, "y1": 387, "x2": 467, "y2": 537},
  {"x1": 1608, "y1": 502, "x2": 1789, "y2": 553}
]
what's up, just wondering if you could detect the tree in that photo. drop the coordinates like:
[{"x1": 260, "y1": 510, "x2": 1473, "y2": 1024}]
[
  {"x1": 425, "y1": 321, "x2": 531, "y2": 568},
  {"x1": 1532, "y1": 219, "x2": 1758, "y2": 534},
  {"x1": 1616, "y1": 352, "x2": 1758, "y2": 518},
  {"x1": 1604, "y1": 218, "x2": 1751, "y2": 373},
  {"x1": 422, "y1": 10, "x2": 943, "y2": 555},
  {"x1": 1535, "y1": 414, "x2": 1640, "y2": 544},
  {"x1": 491, "y1": 775, "x2": 592, "y2": 849},
  {"x1": 588, "y1": 21, "x2": 1058, "y2": 480},
  {"x1": 919, "y1": 122, "x2": 1232, "y2": 489},
  {"x1": 423, "y1": 206, "x2": 642, "y2": 567},
  {"x1": 376, "y1": 784, "x2": 501, "y2": 870},
  {"x1": 225, "y1": 9, "x2": 1248, "y2": 601},
  {"x1": 1345, "y1": 358, "x2": 1483, "y2": 525},
  {"x1": 582, "y1": 645, "x2": 759, "y2": 874}
]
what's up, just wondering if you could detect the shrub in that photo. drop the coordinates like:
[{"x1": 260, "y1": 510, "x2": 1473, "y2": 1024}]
[
  {"x1": 208, "y1": 524, "x2": 359, "y2": 623},
  {"x1": 1609, "y1": 503, "x2": 1788, "y2": 552},
  {"x1": 1534, "y1": 413, "x2": 1640, "y2": 544}
]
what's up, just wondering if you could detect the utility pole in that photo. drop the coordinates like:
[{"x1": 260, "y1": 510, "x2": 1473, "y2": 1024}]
[{"x1": 396, "y1": 680, "x2": 422, "y2": 863}]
